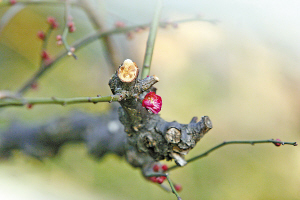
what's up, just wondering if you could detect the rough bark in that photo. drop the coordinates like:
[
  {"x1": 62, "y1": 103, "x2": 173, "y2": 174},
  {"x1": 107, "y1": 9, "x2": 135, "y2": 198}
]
[{"x1": 109, "y1": 60, "x2": 213, "y2": 170}]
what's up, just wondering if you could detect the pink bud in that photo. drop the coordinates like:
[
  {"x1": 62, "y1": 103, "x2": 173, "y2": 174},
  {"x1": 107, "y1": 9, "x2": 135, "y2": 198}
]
[
  {"x1": 161, "y1": 164, "x2": 168, "y2": 172},
  {"x1": 47, "y1": 17, "x2": 59, "y2": 29},
  {"x1": 9, "y1": 0, "x2": 17, "y2": 5},
  {"x1": 41, "y1": 50, "x2": 50, "y2": 60},
  {"x1": 152, "y1": 164, "x2": 160, "y2": 172},
  {"x1": 156, "y1": 176, "x2": 166, "y2": 184},
  {"x1": 142, "y1": 92, "x2": 162, "y2": 114},
  {"x1": 174, "y1": 184, "x2": 182, "y2": 192},
  {"x1": 273, "y1": 139, "x2": 282, "y2": 147},
  {"x1": 115, "y1": 21, "x2": 125, "y2": 28},
  {"x1": 56, "y1": 35, "x2": 62, "y2": 41},
  {"x1": 37, "y1": 31, "x2": 46, "y2": 40}
]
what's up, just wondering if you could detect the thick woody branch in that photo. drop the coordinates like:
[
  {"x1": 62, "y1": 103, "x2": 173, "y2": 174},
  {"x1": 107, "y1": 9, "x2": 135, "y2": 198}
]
[
  {"x1": 0, "y1": 108, "x2": 126, "y2": 159},
  {"x1": 109, "y1": 59, "x2": 212, "y2": 168}
]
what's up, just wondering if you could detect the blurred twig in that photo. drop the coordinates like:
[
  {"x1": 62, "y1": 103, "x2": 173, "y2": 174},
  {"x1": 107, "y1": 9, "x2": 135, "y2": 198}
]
[
  {"x1": 141, "y1": 0, "x2": 162, "y2": 79},
  {"x1": 168, "y1": 139, "x2": 298, "y2": 171},
  {"x1": 17, "y1": 17, "x2": 215, "y2": 95},
  {"x1": 61, "y1": 0, "x2": 77, "y2": 59}
]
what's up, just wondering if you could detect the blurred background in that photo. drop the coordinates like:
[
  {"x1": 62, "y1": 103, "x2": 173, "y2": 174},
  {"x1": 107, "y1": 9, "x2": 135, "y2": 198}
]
[{"x1": 0, "y1": 0, "x2": 299, "y2": 199}]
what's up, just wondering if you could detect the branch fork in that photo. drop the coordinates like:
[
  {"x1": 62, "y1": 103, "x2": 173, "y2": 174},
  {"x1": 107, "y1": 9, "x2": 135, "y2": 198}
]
[{"x1": 109, "y1": 59, "x2": 213, "y2": 168}]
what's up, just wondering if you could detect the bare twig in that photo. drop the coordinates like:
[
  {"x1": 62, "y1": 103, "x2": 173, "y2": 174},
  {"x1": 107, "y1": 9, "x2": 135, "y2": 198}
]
[
  {"x1": 0, "y1": 94, "x2": 123, "y2": 107},
  {"x1": 168, "y1": 139, "x2": 298, "y2": 171},
  {"x1": 17, "y1": 17, "x2": 216, "y2": 94},
  {"x1": 141, "y1": 0, "x2": 162, "y2": 79},
  {"x1": 61, "y1": 0, "x2": 77, "y2": 59}
]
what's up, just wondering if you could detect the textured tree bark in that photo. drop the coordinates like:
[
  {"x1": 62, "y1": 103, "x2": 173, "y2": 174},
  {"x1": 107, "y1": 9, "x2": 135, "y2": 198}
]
[{"x1": 109, "y1": 59, "x2": 213, "y2": 172}]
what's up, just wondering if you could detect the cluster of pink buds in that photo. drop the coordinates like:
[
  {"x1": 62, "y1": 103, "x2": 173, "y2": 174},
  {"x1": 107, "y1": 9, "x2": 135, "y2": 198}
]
[
  {"x1": 47, "y1": 17, "x2": 59, "y2": 29},
  {"x1": 56, "y1": 35, "x2": 62, "y2": 46},
  {"x1": 148, "y1": 164, "x2": 169, "y2": 184},
  {"x1": 68, "y1": 16, "x2": 76, "y2": 33},
  {"x1": 142, "y1": 91, "x2": 162, "y2": 114}
]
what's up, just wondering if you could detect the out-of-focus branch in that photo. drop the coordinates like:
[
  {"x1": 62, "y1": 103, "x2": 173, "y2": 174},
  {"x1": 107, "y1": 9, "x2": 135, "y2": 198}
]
[
  {"x1": 0, "y1": 107, "x2": 126, "y2": 159},
  {"x1": 17, "y1": 17, "x2": 214, "y2": 95},
  {"x1": 79, "y1": 0, "x2": 120, "y2": 71}
]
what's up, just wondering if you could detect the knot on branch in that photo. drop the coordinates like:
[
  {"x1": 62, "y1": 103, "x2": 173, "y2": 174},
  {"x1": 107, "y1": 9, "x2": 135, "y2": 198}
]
[{"x1": 109, "y1": 59, "x2": 213, "y2": 167}]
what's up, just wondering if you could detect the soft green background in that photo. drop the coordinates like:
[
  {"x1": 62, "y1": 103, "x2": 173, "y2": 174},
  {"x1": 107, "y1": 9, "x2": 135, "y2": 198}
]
[{"x1": 0, "y1": 1, "x2": 299, "y2": 199}]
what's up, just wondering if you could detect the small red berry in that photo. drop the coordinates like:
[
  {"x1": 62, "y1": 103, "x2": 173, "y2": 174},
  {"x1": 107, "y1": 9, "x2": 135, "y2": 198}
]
[
  {"x1": 273, "y1": 139, "x2": 282, "y2": 147},
  {"x1": 161, "y1": 164, "x2": 168, "y2": 172},
  {"x1": 153, "y1": 164, "x2": 160, "y2": 172},
  {"x1": 9, "y1": 0, "x2": 17, "y2": 5},
  {"x1": 174, "y1": 184, "x2": 182, "y2": 192},
  {"x1": 156, "y1": 176, "x2": 166, "y2": 184},
  {"x1": 37, "y1": 31, "x2": 46, "y2": 40}
]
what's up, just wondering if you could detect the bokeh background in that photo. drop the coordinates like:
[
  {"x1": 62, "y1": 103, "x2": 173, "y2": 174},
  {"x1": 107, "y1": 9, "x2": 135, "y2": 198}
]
[{"x1": 0, "y1": 0, "x2": 299, "y2": 199}]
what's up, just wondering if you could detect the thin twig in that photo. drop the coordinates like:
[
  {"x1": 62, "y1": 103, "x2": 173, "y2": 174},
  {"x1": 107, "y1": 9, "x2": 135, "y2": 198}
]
[
  {"x1": 168, "y1": 139, "x2": 298, "y2": 171},
  {"x1": 0, "y1": 94, "x2": 122, "y2": 107},
  {"x1": 0, "y1": 0, "x2": 77, "y2": 6},
  {"x1": 145, "y1": 172, "x2": 181, "y2": 200},
  {"x1": 17, "y1": 17, "x2": 214, "y2": 95},
  {"x1": 141, "y1": 0, "x2": 162, "y2": 79},
  {"x1": 62, "y1": 0, "x2": 77, "y2": 59}
]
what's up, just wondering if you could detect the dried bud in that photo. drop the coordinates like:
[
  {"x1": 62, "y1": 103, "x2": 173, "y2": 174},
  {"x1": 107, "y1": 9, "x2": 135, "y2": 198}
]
[
  {"x1": 142, "y1": 92, "x2": 162, "y2": 114},
  {"x1": 117, "y1": 59, "x2": 139, "y2": 82},
  {"x1": 273, "y1": 139, "x2": 282, "y2": 147},
  {"x1": 37, "y1": 31, "x2": 45, "y2": 40}
]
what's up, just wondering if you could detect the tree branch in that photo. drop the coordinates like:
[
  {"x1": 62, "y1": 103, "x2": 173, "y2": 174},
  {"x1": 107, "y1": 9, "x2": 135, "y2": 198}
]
[
  {"x1": 168, "y1": 139, "x2": 298, "y2": 171},
  {"x1": 0, "y1": 94, "x2": 123, "y2": 107},
  {"x1": 0, "y1": 107, "x2": 126, "y2": 159}
]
